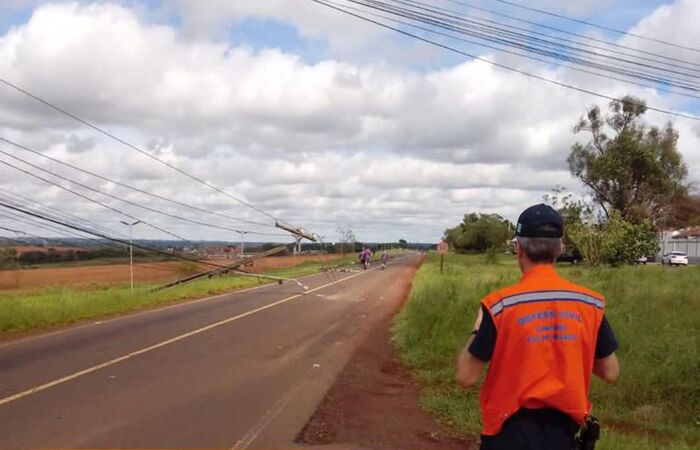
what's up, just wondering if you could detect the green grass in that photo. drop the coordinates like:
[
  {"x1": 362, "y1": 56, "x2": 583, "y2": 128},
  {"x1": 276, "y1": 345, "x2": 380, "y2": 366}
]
[
  {"x1": 0, "y1": 254, "x2": 365, "y2": 335},
  {"x1": 393, "y1": 252, "x2": 700, "y2": 449}
]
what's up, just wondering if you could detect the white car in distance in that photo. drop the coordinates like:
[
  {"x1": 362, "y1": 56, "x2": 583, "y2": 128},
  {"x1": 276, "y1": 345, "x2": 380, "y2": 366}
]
[{"x1": 661, "y1": 251, "x2": 689, "y2": 266}]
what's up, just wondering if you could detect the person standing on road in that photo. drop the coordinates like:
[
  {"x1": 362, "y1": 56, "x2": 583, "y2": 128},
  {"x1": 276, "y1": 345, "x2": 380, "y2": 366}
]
[
  {"x1": 456, "y1": 204, "x2": 620, "y2": 450},
  {"x1": 380, "y1": 250, "x2": 389, "y2": 269},
  {"x1": 359, "y1": 247, "x2": 372, "y2": 269}
]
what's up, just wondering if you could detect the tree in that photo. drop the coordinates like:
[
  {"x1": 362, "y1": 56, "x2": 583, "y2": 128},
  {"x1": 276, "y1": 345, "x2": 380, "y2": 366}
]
[
  {"x1": 543, "y1": 186, "x2": 593, "y2": 255},
  {"x1": 568, "y1": 96, "x2": 688, "y2": 225},
  {"x1": 398, "y1": 239, "x2": 408, "y2": 249},
  {"x1": 444, "y1": 213, "x2": 512, "y2": 253},
  {"x1": 336, "y1": 226, "x2": 356, "y2": 255},
  {"x1": 568, "y1": 212, "x2": 658, "y2": 266},
  {"x1": 665, "y1": 193, "x2": 700, "y2": 229}
]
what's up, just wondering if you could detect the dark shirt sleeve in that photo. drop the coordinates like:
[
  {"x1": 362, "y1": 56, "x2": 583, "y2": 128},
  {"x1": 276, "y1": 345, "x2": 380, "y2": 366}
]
[
  {"x1": 595, "y1": 315, "x2": 618, "y2": 359},
  {"x1": 468, "y1": 305, "x2": 497, "y2": 362}
]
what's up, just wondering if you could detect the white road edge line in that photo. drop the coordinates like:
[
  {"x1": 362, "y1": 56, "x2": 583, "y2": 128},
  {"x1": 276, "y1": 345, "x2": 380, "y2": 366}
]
[
  {"x1": 231, "y1": 382, "x2": 304, "y2": 450},
  {"x1": 0, "y1": 268, "x2": 331, "y2": 349},
  {"x1": 0, "y1": 256, "x2": 411, "y2": 407}
]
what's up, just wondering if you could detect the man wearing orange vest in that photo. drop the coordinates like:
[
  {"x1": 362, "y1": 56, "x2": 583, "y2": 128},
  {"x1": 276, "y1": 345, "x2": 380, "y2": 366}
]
[{"x1": 456, "y1": 204, "x2": 620, "y2": 450}]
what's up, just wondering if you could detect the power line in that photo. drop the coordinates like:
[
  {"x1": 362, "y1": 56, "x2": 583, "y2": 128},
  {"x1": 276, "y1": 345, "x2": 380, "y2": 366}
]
[
  {"x1": 441, "y1": 0, "x2": 700, "y2": 70},
  {"x1": 485, "y1": 0, "x2": 700, "y2": 53},
  {"x1": 350, "y1": 0, "x2": 700, "y2": 94},
  {"x1": 0, "y1": 137, "x2": 275, "y2": 229},
  {"x1": 308, "y1": 0, "x2": 700, "y2": 121},
  {"x1": 0, "y1": 201, "x2": 258, "y2": 271},
  {"x1": 0, "y1": 156, "x2": 190, "y2": 242},
  {"x1": 384, "y1": 0, "x2": 700, "y2": 79},
  {"x1": 341, "y1": 0, "x2": 700, "y2": 99},
  {"x1": 0, "y1": 77, "x2": 293, "y2": 227},
  {"x1": 0, "y1": 188, "x2": 128, "y2": 241},
  {"x1": 0, "y1": 146, "x2": 287, "y2": 238},
  {"x1": 0, "y1": 209, "x2": 106, "y2": 244}
]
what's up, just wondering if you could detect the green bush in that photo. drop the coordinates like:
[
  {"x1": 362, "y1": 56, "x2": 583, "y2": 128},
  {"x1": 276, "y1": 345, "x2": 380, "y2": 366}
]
[{"x1": 569, "y1": 212, "x2": 658, "y2": 266}]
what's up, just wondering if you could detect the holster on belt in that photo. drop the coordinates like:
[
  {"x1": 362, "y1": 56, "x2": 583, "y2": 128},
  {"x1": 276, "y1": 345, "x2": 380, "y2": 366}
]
[{"x1": 573, "y1": 415, "x2": 600, "y2": 450}]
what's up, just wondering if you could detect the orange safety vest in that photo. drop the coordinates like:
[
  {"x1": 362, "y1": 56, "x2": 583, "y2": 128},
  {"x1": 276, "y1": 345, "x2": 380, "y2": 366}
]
[{"x1": 479, "y1": 265, "x2": 605, "y2": 435}]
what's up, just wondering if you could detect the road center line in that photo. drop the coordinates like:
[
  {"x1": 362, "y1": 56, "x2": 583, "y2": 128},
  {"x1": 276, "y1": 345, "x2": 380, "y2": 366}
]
[{"x1": 0, "y1": 260, "x2": 403, "y2": 407}]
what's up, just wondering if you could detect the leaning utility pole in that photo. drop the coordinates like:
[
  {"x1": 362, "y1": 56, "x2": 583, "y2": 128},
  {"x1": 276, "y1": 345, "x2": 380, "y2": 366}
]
[{"x1": 275, "y1": 220, "x2": 317, "y2": 254}]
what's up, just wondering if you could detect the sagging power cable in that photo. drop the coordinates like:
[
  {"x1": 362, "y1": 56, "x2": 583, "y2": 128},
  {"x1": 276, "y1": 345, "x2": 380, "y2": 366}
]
[{"x1": 308, "y1": 0, "x2": 700, "y2": 121}]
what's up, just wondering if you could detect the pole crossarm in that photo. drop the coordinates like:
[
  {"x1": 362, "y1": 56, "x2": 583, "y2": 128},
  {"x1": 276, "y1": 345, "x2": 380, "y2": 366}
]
[{"x1": 275, "y1": 220, "x2": 318, "y2": 242}]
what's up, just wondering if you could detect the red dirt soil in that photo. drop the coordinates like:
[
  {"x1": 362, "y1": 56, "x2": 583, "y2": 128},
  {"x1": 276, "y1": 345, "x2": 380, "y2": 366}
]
[
  {"x1": 298, "y1": 259, "x2": 477, "y2": 450},
  {"x1": 0, "y1": 254, "x2": 347, "y2": 291}
]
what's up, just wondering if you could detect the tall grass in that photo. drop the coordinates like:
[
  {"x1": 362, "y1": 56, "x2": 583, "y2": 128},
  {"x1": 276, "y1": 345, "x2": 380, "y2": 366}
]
[
  {"x1": 393, "y1": 253, "x2": 699, "y2": 449},
  {"x1": 0, "y1": 255, "x2": 364, "y2": 334}
]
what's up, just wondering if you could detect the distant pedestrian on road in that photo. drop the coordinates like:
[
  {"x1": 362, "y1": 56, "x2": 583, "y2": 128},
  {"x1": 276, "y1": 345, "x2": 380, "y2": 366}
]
[
  {"x1": 456, "y1": 204, "x2": 620, "y2": 450},
  {"x1": 359, "y1": 247, "x2": 372, "y2": 269},
  {"x1": 380, "y1": 250, "x2": 389, "y2": 269}
]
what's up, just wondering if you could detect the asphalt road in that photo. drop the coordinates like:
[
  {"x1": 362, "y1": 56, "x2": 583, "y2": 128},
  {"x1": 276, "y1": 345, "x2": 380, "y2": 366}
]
[{"x1": 0, "y1": 254, "x2": 421, "y2": 449}]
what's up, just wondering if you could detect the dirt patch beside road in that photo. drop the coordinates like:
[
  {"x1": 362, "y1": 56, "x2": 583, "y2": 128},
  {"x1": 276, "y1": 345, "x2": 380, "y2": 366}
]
[{"x1": 298, "y1": 257, "x2": 475, "y2": 450}]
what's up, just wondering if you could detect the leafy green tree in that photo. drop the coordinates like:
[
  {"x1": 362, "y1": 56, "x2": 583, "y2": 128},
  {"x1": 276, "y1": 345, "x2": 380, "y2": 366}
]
[
  {"x1": 665, "y1": 193, "x2": 700, "y2": 228},
  {"x1": 568, "y1": 96, "x2": 688, "y2": 225},
  {"x1": 543, "y1": 186, "x2": 593, "y2": 255},
  {"x1": 568, "y1": 212, "x2": 658, "y2": 266},
  {"x1": 398, "y1": 239, "x2": 408, "y2": 249},
  {"x1": 444, "y1": 213, "x2": 512, "y2": 253}
]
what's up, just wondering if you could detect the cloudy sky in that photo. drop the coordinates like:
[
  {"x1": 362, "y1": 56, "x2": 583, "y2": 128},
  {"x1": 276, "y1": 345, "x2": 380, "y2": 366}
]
[{"x1": 0, "y1": 0, "x2": 698, "y2": 244}]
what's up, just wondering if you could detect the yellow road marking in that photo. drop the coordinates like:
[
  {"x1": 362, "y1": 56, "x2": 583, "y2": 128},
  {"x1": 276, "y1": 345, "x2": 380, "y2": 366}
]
[
  {"x1": 0, "y1": 259, "x2": 403, "y2": 407},
  {"x1": 0, "y1": 269, "x2": 332, "y2": 350}
]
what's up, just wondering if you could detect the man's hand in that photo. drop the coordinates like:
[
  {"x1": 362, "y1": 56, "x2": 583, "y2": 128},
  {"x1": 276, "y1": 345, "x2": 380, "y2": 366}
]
[
  {"x1": 594, "y1": 353, "x2": 620, "y2": 384},
  {"x1": 456, "y1": 305, "x2": 487, "y2": 389},
  {"x1": 456, "y1": 344, "x2": 485, "y2": 389}
]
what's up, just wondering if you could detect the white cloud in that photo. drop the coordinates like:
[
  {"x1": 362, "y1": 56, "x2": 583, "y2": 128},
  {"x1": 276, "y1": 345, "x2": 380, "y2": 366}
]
[{"x1": 0, "y1": 1, "x2": 698, "y2": 244}]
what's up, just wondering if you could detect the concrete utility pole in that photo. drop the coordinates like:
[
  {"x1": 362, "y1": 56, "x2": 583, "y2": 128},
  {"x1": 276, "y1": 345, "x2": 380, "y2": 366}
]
[
  {"x1": 238, "y1": 230, "x2": 249, "y2": 257},
  {"x1": 120, "y1": 220, "x2": 141, "y2": 293},
  {"x1": 275, "y1": 220, "x2": 317, "y2": 255}
]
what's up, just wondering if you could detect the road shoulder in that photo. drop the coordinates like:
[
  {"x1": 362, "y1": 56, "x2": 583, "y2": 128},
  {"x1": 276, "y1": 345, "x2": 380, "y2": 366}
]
[{"x1": 297, "y1": 261, "x2": 475, "y2": 450}]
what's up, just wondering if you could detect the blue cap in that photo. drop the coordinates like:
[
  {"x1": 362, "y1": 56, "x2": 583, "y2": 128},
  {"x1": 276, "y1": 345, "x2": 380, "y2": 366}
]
[{"x1": 515, "y1": 204, "x2": 563, "y2": 238}]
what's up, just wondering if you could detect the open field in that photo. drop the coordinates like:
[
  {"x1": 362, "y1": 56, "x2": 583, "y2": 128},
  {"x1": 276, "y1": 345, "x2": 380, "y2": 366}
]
[
  {"x1": 0, "y1": 253, "x2": 350, "y2": 291},
  {"x1": 393, "y1": 252, "x2": 699, "y2": 450},
  {"x1": 0, "y1": 252, "x2": 395, "y2": 335}
]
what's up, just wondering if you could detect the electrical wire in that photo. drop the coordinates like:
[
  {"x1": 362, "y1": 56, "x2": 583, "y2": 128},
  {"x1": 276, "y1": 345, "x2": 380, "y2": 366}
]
[
  {"x1": 380, "y1": 0, "x2": 700, "y2": 85},
  {"x1": 0, "y1": 147, "x2": 288, "y2": 238},
  {"x1": 441, "y1": 0, "x2": 700, "y2": 70},
  {"x1": 484, "y1": 0, "x2": 700, "y2": 53},
  {"x1": 0, "y1": 188, "x2": 127, "y2": 241},
  {"x1": 338, "y1": 1, "x2": 700, "y2": 99},
  {"x1": 0, "y1": 77, "x2": 300, "y2": 230},
  {"x1": 0, "y1": 137, "x2": 276, "y2": 229},
  {"x1": 348, "y1": 0, "x2": 700, "y2": 95},
  {"x1": 0, "y1": 157, "x2": 190, "y2": 242},
  {"x1": 308, "y1": 0, "x2": 700, "y2": 121},
  {"x1": 0, "y1": 201, "x2": 255, "y2": 270},
  {"x1": 0, "y1": 209, "x2": 106, "y2": 244}
]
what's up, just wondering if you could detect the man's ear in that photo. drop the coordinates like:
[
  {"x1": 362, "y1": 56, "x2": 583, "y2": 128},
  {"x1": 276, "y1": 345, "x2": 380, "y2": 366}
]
[{"x1": 557, "y1": 239, "x2": 565, "y2": 258}]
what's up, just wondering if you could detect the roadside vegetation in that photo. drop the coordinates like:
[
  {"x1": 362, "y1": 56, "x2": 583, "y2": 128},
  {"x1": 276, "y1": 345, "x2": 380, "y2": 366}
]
[
  {"x1": 0, "y1": 252, "x2": 392, "y2": 334},
  {"x1": 393, "y1": 252, "x2": 699, "y2": 450}
]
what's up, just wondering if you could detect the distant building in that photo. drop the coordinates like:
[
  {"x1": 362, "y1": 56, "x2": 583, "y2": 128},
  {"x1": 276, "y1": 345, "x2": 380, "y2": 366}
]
[
  {"x1": 201, "y1": 245, "x2": 240, "y2": 259},
  {"x1": 676, "y1": 227, "x2": 700, "y2": 239}
]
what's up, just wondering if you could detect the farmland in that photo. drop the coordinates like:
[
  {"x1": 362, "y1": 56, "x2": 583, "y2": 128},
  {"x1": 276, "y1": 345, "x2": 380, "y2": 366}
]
[
  {"x1": 0, "y1": 253, "x2": 348, "y2": 291},
  {"x1": 0, "y1": 252, "x2": 364, "y2": 334},
  {"x1": 393, "y1": 252, "x2": 699, "y2": 450}
]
